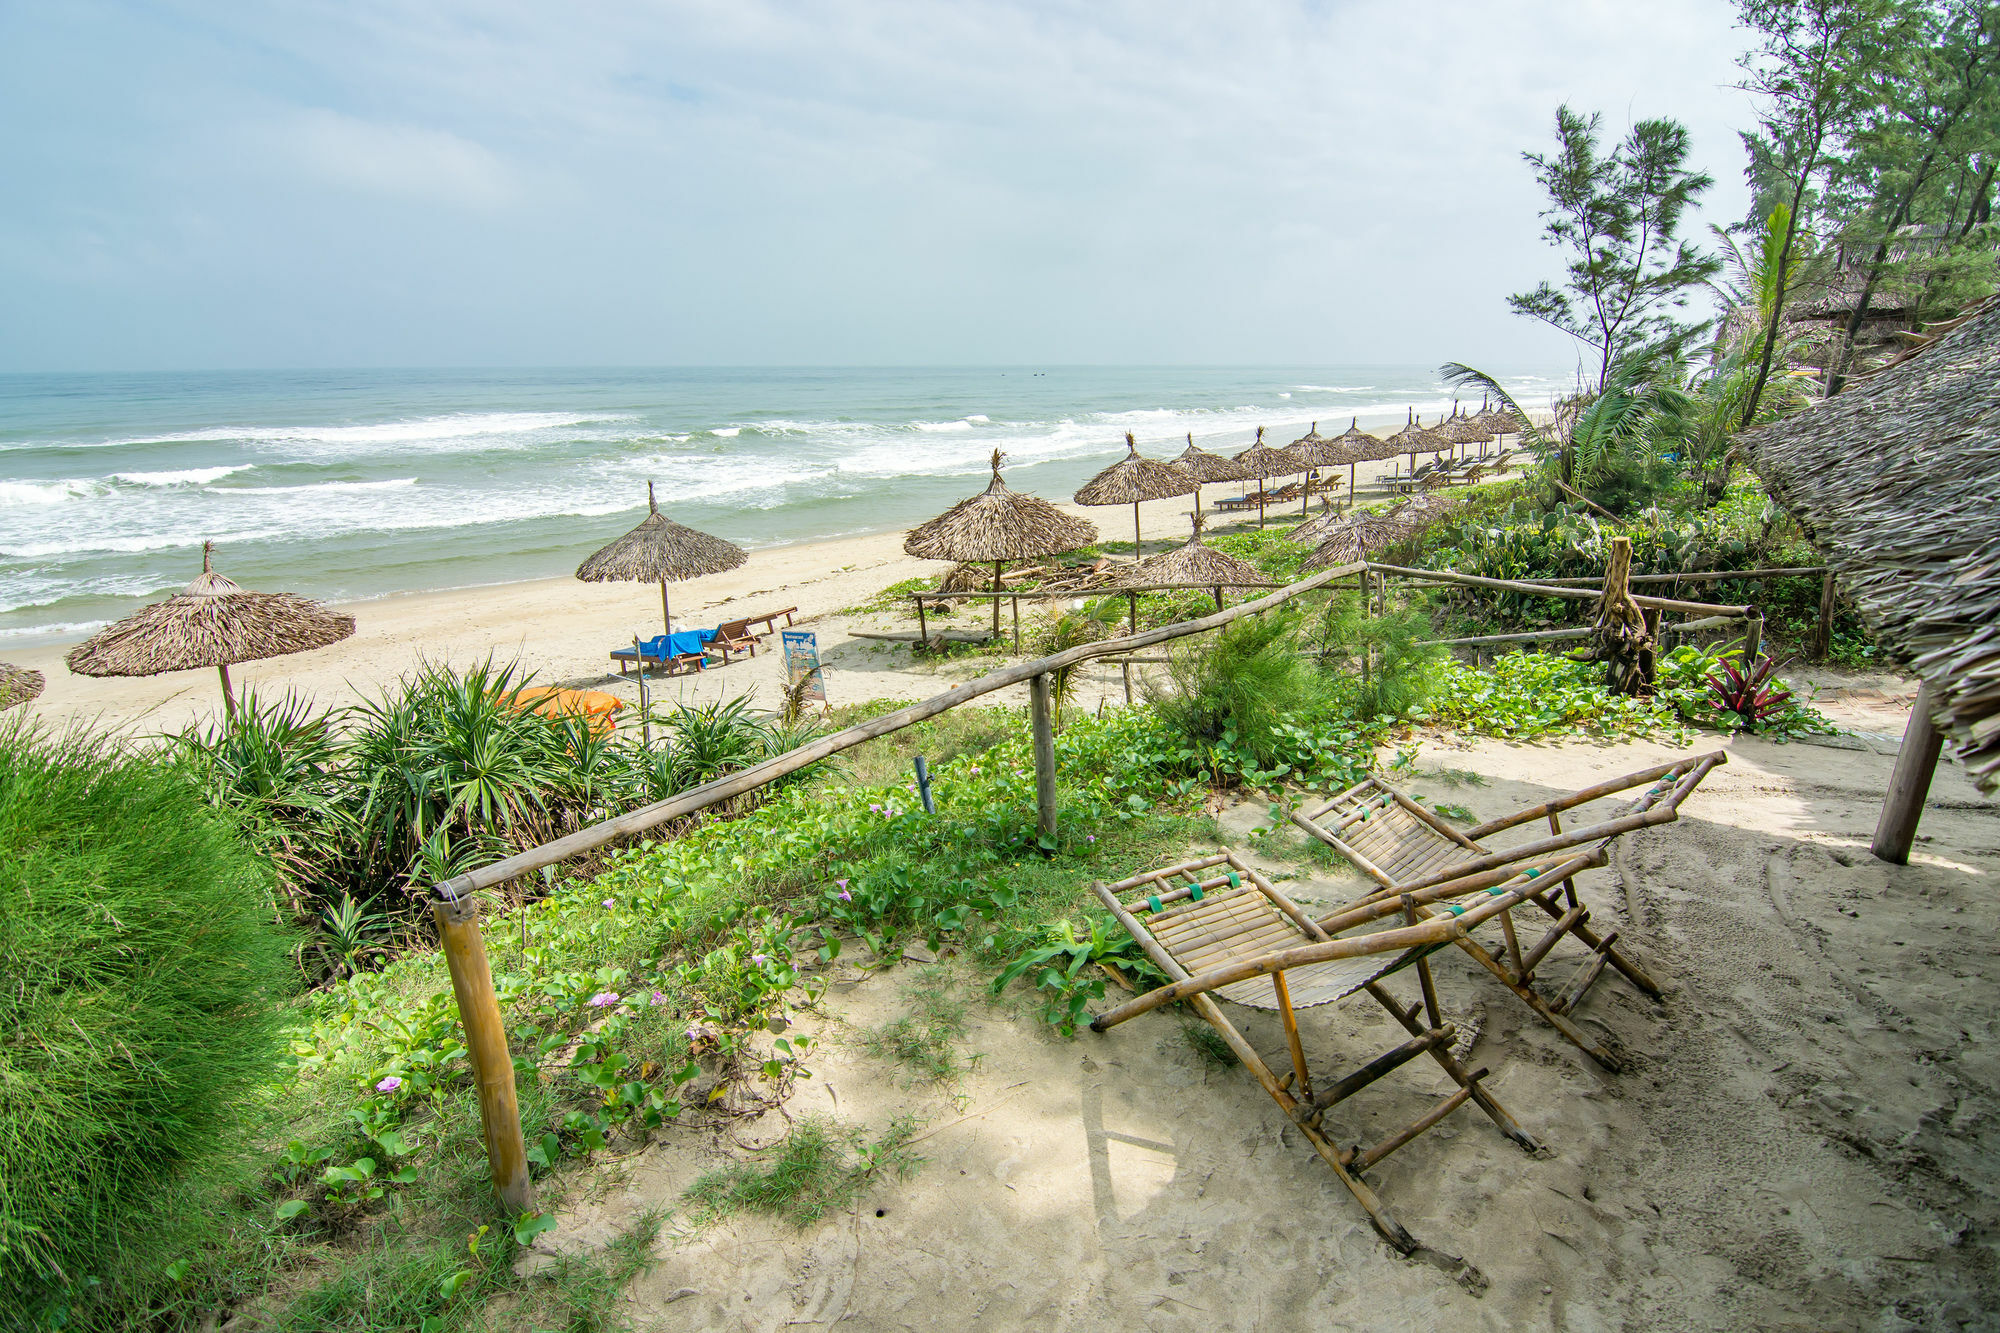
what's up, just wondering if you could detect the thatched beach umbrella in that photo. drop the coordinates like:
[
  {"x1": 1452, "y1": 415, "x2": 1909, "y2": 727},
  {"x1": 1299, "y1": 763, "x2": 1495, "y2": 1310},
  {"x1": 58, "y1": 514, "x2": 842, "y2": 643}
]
[
  {"x1": 1475, "y1": 398, "x2": 1526, "y2": 448},
  {"x1": 1289, "y1": 421, "x2": 1354, "y2": 517},
  {"x1": 576, "y1": 481, "x2": 747, "y2": 640},
  {"x1": 65, "y1": 542, "x2": 356, "y2": 718},
  {"x1": 1388, "y1": 413, "x2": 1448, "y2": 478},
  {"x1": 1231, "y1": 427, "x2": 1309, "y2": 529},
  {"x1": 1074, "y1": 432, "x2": 1195, "y2": 561},
  {"x1": 1172, "y1": 432, "x2": 1246, "y2": 518},
  {"x1": 905, "y1": 449, "x2": 1098, "y2": 639},
  {"x1": 1116, "y1": 512, "x2": 1273, "y2": 609},
  {"x1": 1323, "y1": 418, "x2": 1386, "y2": 506},
  {"x1": 1437, "y1": 406, "x2": 1495, "y2": 460},
  {"x1": 0, "y1": 664, "x2": 44, "y2": 712}
]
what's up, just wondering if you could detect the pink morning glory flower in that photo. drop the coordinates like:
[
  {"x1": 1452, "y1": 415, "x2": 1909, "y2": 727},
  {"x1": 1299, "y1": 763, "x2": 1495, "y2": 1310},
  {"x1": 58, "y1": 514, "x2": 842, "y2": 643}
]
[
  {"x1": 602, "y1": 899, "x2": 615, "y2": 909},
  {"x1": 835, "y1": 878, "x2": 849, "y2": 889},
  {"x1": 751, "y1": 953, "x2": 769, "y2": 965},
  {"x1": 650, "y1": 991, "x2": 668, "y2": 1006},
  {"x1": 375, "y1": 1076, "x2": 402, "y2": 1094},
  {"x1": 587, "y1": 991, "x2": 620, "y2": 1007},
  {"x1": 837, "y1": 890, "x2": 851, "y2": 901}
]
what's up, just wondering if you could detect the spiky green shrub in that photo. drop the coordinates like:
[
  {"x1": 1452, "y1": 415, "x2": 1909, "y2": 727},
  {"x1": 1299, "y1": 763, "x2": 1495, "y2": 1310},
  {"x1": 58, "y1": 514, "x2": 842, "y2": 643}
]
[{"x1": 0, "y1": 725, "x2": 293, "y2": 1314}]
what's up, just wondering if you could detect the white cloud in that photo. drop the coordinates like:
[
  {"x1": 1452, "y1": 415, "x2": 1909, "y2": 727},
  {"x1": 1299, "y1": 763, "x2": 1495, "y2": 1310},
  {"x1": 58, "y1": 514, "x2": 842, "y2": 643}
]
[{"x1": 278, "y1": 107, "x2": 514, "y2": 208}]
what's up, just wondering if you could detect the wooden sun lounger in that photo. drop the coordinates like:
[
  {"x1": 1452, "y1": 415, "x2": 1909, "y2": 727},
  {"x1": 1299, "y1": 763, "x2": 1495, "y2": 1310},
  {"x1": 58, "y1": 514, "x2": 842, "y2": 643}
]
[
  {"x1": 1289, "y1": 751, "x2": 1725, "y2": 1072},
  {"x1": 704, "y1": 619, "x2": 759, "y2": 663},
  {"x1": 743, "y1": 606, "x2": 799, "y2": 636},
  {"x1": 1212, "y1": 494, "x2": 1259, "y2": 513},
  {"x1": 609, "y1": 645, "x2": 705, "y2": 678},
  {"x1": 1090, "y1": 851, "x2": 1542, "y2": 1253}
]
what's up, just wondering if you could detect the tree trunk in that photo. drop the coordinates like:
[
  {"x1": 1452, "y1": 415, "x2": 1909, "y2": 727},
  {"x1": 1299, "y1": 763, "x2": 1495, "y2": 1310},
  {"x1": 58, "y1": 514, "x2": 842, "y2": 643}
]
[{"x1": 1740, "y1": 180, "x2": 1811, "y2": 429}]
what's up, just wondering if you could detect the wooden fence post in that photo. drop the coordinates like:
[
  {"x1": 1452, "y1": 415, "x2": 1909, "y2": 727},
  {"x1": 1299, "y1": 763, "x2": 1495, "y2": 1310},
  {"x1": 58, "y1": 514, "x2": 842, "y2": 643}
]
[
  {"x1": 1740, "y1": 612, "x2": 1764, "y2": 666},
  {"x1": 433, "y1": 896, "x2": 534, "y2": 1215},
  {"x1": 1815, "y1": 570, "x2": 1836, "y2": 657},
  {"x1": 1872, "y1": 683, "x2": 1944, "y2": 865},
  {"x1": 1029, "y1": 672, "x2": 1058, "y2": 838}
]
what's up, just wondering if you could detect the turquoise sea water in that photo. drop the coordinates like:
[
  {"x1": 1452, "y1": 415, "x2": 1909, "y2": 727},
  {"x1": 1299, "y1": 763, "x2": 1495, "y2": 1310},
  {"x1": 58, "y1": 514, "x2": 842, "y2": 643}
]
[{"x1": 0, "y1": 365, "x2": 1565, "y2": 643}]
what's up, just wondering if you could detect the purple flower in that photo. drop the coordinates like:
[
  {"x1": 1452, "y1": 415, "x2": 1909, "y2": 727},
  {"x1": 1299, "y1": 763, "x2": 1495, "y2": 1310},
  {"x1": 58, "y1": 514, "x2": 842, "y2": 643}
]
[
  {"x1": 375, "y1": 1076, "x2": 402, "y2": 1094},
  {"x1": 601, "y1": 898, "x2": 615, "y2": 909},
  {"x1": 837, "y1": 890, "x2": 851, "y2": 902},
  {"x1": 587, "y1": 990, "x2": 620, "y2": 1007},
  {"x1": 1087, "y1": 834, "x2": 1096, "y2": 843},
  {"x1": 835, "y1": 878, "x2": 849, "y2": 890},
  {"x1": 868, "y1": 803, "x2": 881, "y2": 813},
  {"x1": 969, "y1": 766, "x2": 980, "y2": 774},
  {"x1": 650, "y1": 990, "x2": 668, "y2": 1006},
  {"x1": 750, "y1": 953, "x2": 769, "y2": 966}
]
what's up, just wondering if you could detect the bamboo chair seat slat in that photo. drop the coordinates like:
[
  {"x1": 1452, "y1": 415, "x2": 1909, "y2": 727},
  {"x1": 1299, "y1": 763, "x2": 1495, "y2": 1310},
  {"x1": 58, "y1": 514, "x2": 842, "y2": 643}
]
[
  {"x1": 1289, "y1": 752, "x2": 1728, "y2": 1072},
  {"x1": 1141, "y1": 886, "x2": 1426, "y2": 1012}
]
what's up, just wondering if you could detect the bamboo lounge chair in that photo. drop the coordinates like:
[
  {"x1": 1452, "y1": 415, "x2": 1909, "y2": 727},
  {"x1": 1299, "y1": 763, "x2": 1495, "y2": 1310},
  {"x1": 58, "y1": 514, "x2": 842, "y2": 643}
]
[
  {"x1": 1089, "y1": 851, "x2": 1546, "y2": 1253},
  {"x1": 1288, "y1": 751, "x2": 1726, "y2": 1072}
]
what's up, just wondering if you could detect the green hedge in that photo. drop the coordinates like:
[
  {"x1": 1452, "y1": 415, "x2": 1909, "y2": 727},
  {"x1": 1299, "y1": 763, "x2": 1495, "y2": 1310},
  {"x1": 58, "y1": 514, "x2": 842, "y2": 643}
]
[{"x1": 0, "y1": 727, "x2": 294, "y2": 1314}]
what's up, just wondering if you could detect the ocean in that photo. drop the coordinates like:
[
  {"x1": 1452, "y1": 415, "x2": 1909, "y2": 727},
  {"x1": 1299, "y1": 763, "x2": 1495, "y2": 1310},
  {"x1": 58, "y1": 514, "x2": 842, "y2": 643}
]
[{"x1": 0, "y1": 365, "x2": 1565, "y2": 644}]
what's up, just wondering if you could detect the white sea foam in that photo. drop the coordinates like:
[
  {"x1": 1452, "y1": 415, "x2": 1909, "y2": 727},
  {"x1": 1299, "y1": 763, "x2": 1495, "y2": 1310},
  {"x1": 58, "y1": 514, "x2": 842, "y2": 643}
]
[
  {"x1": 1294, "y1": 385, "x2": 1375, "y2": 393},
  {"x1": 0, "y1": 479, "x2": 106, "y2": 505},
  {"x1": 113, "y1": 465, "x2": 251, "y2": 487},
  {"x1": 710, "y1": 427, "x2": 742, "y2": 438},
  {"x1": 0, "y1": 619, "x2": 110, "y2": 642},
  {"x1": 964, "y1": 414, "x2": 991, "y2": 424},
  {"x1": 79, "y1": 411, "x2": 623, "y2": 453},
  {"x1": 222, "y1": 478, "x2": 419, "y2": 495},
  {"x1": 912, "y1": 420, "x2": 973, "y2": 432}
]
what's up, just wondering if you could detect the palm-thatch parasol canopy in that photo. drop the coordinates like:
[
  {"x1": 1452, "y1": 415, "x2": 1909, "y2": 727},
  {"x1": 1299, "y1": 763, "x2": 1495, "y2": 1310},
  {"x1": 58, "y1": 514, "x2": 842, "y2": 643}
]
[
  {"x1": 1073, "y1": 431, "x2": 1195, "y2": 560},
  {"x1": 65, "y1": 542, "x2": 356, "y2": 717},
  {"x1": 1320, "y1": 417, "x2": 1388, "y2": 505},
  {"x1": 905, "y1": 449, "x2": 1098, "y2": 638},
  {"x1": 1387, "y1": 414, "x2": 1449, "y2": 476},
  {"x1": 1437, "y1": 406, "x2": 1495, "y2": 456},
  {"x1": 1300, "y1": 494, "x2": 1463, "y2": 571},
  {"x1": 1476, "y1": 399, "x2": 1527, "y2": 438},
  {"x1": 0, "y1": 664, "x2": 45, "y2": 712},
  {"x1": 1171, "y1": 432, "x2": 1246, "y2": 518},
  {"x1": 1230, "y1": 427, "x2": 1309, "y2": 528},
  {"x1": 1114, "y1": 512, "x2": 1272, "y2": 607},
  {"x1": 577, "y1": 481, "x2": 747, "y2": 640},
  {"x1": 1286, "y1": 421, "x2": 1351, "y2": 517}
]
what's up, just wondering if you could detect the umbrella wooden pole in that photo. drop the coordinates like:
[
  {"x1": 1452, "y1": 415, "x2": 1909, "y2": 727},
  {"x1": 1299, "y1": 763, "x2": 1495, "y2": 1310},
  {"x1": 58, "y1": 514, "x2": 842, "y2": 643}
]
[
  {"x1": 433, "y1": 895, "x2": 534, "y2": 1215},
  {"x1": 1192, "y1": 484, "x2": 1202, "y2": 519},
  {"x1": 218, "y1": 663, "x2": 236, "y2": 719},
  {"x1": 660, "y1": 579, "x2": 672, "y2": 638},
  {"x1": 992, "y1": 562, "x2": 1003, "y2": 640},
  {"x1": 1348, "y1": 463, "x2": 1356, "y2": 506},
  {"x1": 1132, "y1": 503, "x2": 1143, "y2": 562}
]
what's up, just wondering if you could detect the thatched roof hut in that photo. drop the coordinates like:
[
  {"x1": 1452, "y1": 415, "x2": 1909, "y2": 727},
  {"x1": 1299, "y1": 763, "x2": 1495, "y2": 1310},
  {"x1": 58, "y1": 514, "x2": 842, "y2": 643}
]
[
  {"x1": 906, "y1": 450, "x2": 1098, "y2": 637},
  {"x1": 1436, "y1": 408, "x2": 1495, "y2": 454},
  {"x1": 0, "y1": 664, "x2": 44, "y2": 712},
  {"x1": 1074, "y1": 432, "x2": 1195, "y2": 559},
  {"x1": 577, "y1": 481, "x2": 748, "y2": 638},
  {"x1": 1737, "y1": 294, "x2": 2000, "y2": 852},
  {"x1": 65, "y1": 542, "x2": 356, "y2": 716}
]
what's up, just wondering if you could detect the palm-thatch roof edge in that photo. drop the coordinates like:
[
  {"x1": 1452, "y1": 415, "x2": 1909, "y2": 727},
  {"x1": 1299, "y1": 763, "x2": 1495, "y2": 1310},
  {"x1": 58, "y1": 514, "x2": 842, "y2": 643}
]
[{"x1": 1736, "y1": 294, "x2": 2000, "y2": 795}]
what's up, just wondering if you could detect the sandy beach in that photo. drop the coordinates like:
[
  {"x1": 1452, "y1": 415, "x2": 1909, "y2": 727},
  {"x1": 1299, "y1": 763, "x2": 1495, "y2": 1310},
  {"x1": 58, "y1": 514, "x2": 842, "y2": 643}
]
[
  {"x1": 13, "y1": 471, "x2": 1409, "y2": 736},
  {"x1": 526, "y1": 725, "x2": 2000, "y2": 1331}
]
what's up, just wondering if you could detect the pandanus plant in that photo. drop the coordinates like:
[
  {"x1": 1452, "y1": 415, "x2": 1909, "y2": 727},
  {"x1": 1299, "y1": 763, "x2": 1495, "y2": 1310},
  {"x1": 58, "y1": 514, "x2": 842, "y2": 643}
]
[{"x1": 1706, "y1": 651, "x2": 1793, "y2": 731}]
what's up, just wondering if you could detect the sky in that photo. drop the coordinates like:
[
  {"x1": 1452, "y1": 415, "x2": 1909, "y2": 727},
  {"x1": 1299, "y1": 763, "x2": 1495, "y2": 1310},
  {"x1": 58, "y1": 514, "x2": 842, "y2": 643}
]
[{"x1": 0, "y1": 1, "x2": 1758, "y2": 372}]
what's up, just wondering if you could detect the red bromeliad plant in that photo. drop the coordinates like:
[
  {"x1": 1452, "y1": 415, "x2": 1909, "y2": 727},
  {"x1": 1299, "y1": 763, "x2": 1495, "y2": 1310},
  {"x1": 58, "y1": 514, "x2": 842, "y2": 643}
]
[{"x1": 1706, "y1": 652, "x2": 1793, "y2": 731}]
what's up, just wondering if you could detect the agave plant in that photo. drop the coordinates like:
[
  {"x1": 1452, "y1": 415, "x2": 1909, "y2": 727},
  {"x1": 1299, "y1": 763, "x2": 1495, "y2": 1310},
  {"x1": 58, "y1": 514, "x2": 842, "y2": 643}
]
[{"x1": 1706, "y1": 652, "x2": 1794, "y2": 731}]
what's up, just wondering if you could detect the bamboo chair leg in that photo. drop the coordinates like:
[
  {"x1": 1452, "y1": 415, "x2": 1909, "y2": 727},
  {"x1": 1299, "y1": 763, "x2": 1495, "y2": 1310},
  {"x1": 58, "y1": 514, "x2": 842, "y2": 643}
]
[
  {"x1": 1447, "y1": 935, "x2": 1624, "y2": 1073},
  {"x1": 1364, "y1": 980, "x2": 1541, "y2": 1152},
  {"x1": 1273, "y1": 970, "x2": 1313, "y2": 1103},
  {"x1": 1521, "y1": 888, "x2": 1661, "y2": 997},
  {"x1": 1188, "y1": 993, "x2": 1418, "y2": 1253}
]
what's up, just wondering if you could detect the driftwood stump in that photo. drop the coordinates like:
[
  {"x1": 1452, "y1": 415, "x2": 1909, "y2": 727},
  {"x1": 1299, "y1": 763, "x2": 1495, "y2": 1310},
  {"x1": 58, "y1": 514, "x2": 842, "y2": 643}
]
[{"x1": 1575, "y1": 537, "x2": 1654, "y2": 695}]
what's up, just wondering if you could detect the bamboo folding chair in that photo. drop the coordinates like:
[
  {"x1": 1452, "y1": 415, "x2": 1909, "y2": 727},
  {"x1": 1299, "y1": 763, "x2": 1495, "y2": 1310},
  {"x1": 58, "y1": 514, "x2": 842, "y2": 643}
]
[
  {"x1": 1288, "y1": 751, "x2": 1727, "y2": 1072},
  {"x1": 1089, "y1": 852, "x2": 1559, "y2": 1253}
]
